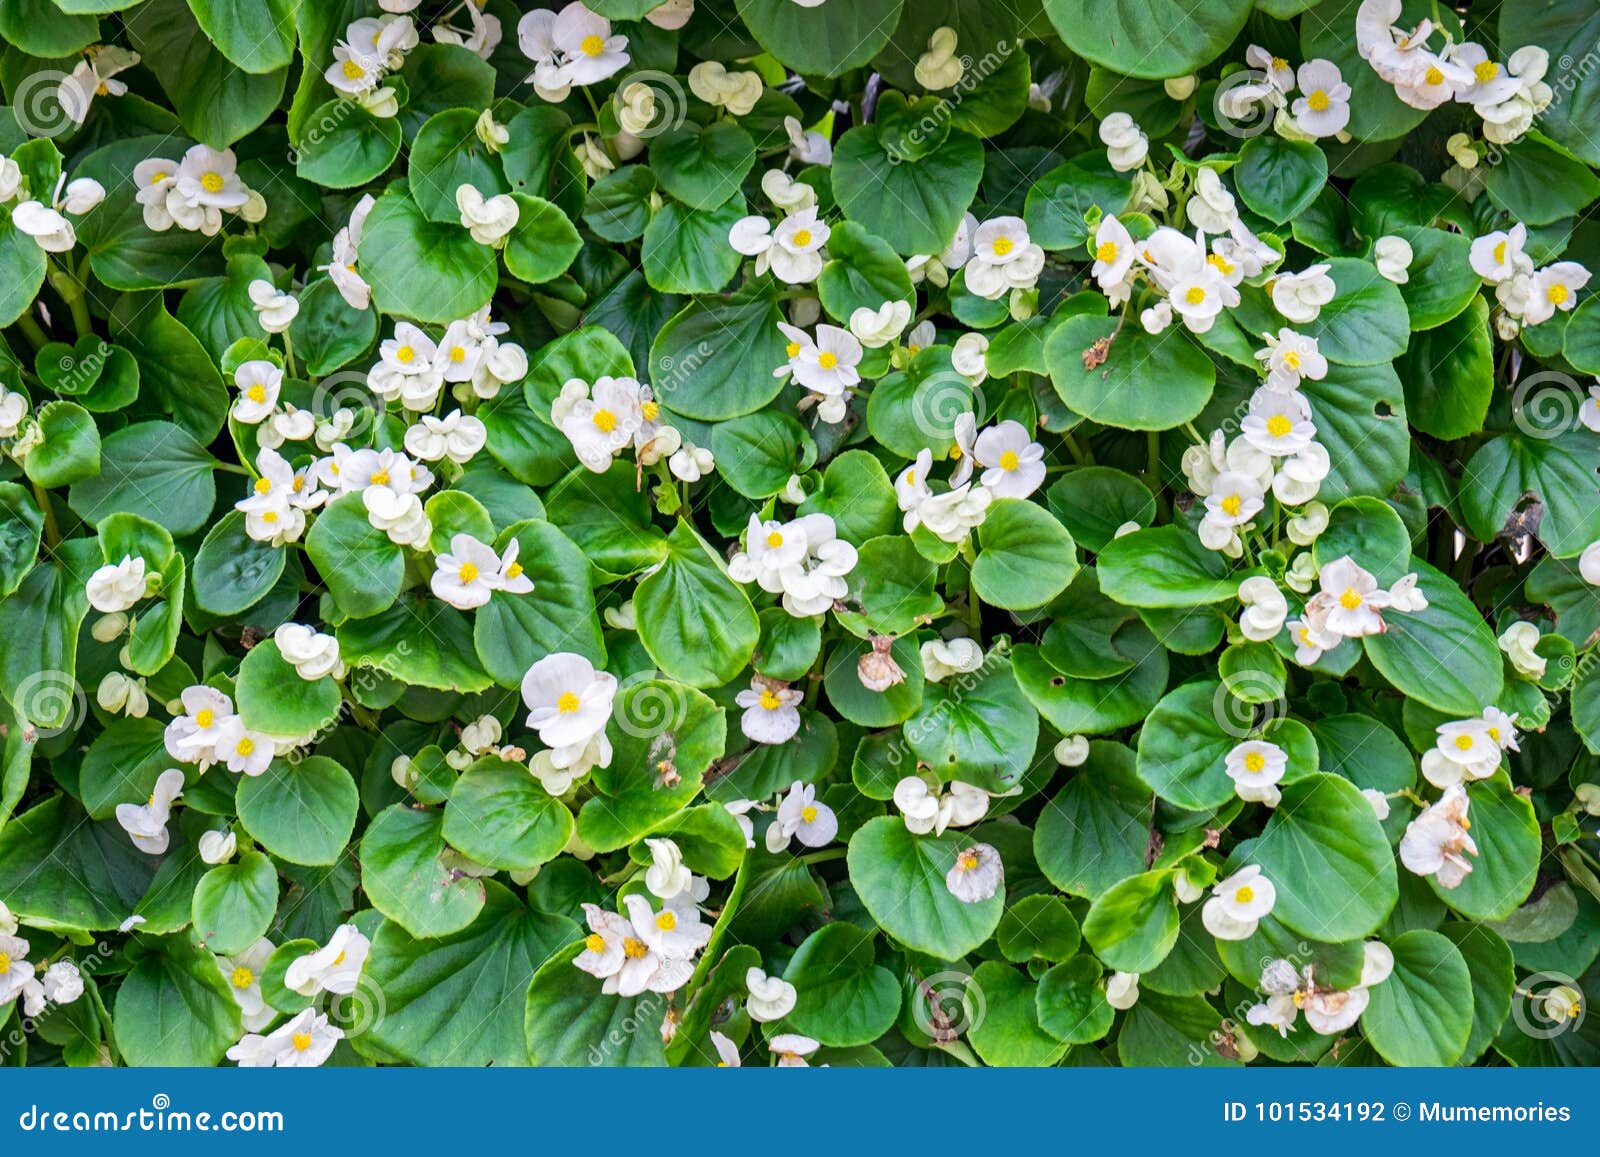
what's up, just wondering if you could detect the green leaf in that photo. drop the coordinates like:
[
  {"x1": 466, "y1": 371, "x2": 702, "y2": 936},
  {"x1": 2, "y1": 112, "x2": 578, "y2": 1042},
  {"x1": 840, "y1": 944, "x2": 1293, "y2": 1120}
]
[
  {"x1": 289, "y1": 276, "x2": 377, "y2": 376},
  {"x1": 474, "y1": 519, "x2": 605, "y2": 686},
  {"x1": 968, "y1": 961, "x2": 1071, "y2": 1065},
  {"x1": 1299, "y1": 361, "x2": 1410, "y2": 503},
  {"x1": 1096, "y1": 525, "x2": 1239, "y2": 608},
  {"x1": 0, "y1": 797, "x2": 156, "y2": 932},
  {"x1": 186, "y1": 0, "x2": 296, "y2": 73},
  {"x1": 1431, "y1": 774, "x2": 1540, "y2": 921},
  {"x1": 1036, "y1": 955, "x2": 1115, "y2": 1044},
  {"x1": 1024, "y1": 153, "x2": 1132, "y2": 252},
  {"x1": 1398, "y1": 297, "x2": 1493, "y2": 440},
  {"x1": 1440, "y1": 920, "x2": 1516, "y2": 1063},
  {"x1": 192, "y1": 850, "x2": 278, "y2": 956},
  {"x1": 1362, "y1": 929, "x2": 1473, "y2": 1066},
  {"x1": 304, "y1": 491, "x2": 404, "y2": 619},
  {"x1": 734, "y1": 0, "x2": 905, "y2": 78},
  {"x1": 503, "y1": 195, "x2": 582, "y2": 285},
  {"x1": 972, "y1": 498, "x2": 1078, "y2": 610},
  {"x1": 235, "y1": 756, "x2": 359, "y2": 867},
  {"x1": 634, "y1": 521, "x2": 758, "y2": 688},
  {"x1": 905, "y1": 659, "x2": 1038, "y2": 788},
  {"x1": 524, "y1": 942, "x2": 667, "y2": 1066},
  {"x1": 236, "y1": 638, "x2": 341, "y2": 739},
  {"x1": 1046, "y1": 315, "x2": 1215, "y2": 431},
  {"x1": 1461, "y1": 426, "x2": 1600, "y2": 558},
  {"x1": 337, "y1": 598, "x2": 492, "y2": 693},
  {"x1": 68, "y1": 420, "x2": 217, "y2": 537},
  {"x1": 817, "y1": 220, "x2": 915, "y2": 322},
  {"x1": 113, "y1": 934, "x2": 241, "y2": 1066},
  {"x1": 1252, "y1": 773, "x2": 1398, "y2": 941},
  {"x1": 1138, "y1": 682, "x2": 1319, "y2": 811},
  {"x1": 442, "y1": 756, "x2": 575, "y2": 872},
  {"x1": 832, "y1": 123, "x2": 984, "y2": 257},
  {"x1": 650, "y1": 121, "x2": 756, "y2": 211},
  {"x1": 24, "y1": 401, "x2": 100, "y2": 488},
  {"x1": 1298, "y1": 257, "x2": 1412, "y2": 366},
  {"x1": 1362, "y1": 559, "x2": 1505, "y2": 716},
  {"x1": 1046, "y1": 0, "x2": 1250, "y2": 78},
  {"x1": 0, "y1": 212, "x2": 47, "y2": 328},
  {"x1": 998, "y1": 895, "x2": 1082, "y2": 962},
  {"x1": 360, "y1": 189, "x2": 497, "y2": 324},
  {"x1": 109, "y1": 292, "x2": 228, "y2": 441},
  {"x1": 1314, "y1": 496, "x2": 1412, "y2": 583},
  {"x1": 1483, "y1": 134, "x2": 1600, "y2": 226},
  {"x1": 1012, "y1": 639, "x2": 1168, "y2": 735},
  {"x1": 1082, "y1": 870, "x2": 1179, "y2": 973},
  {"x1": 710, "y1": 411, "x2": 815, "y2": 500},
  {"x1": 79, "y1": 716, "x2": 171, "y2": 820},
  {"x1": 1393, "y1": 226, "x2": 1482, "y2": 331},
  {"x1": 1035, "y1": 741, "x2": 1151, "y2": 898},
  {"x1": 0, "y1": 483, "x2": 42, "y2": 600},
  {"x1": 847, "y1": 816, "x2": 1004, "y2": 960},
  {"x1": 1235, "y1": 135, "x2": 1328, "y2": 225},
  {"x1": 649, "y1": 294, "x2": 788, "y2": 421},
  {"x1": 641, "y1": 199, "x2": 744, "y2": 294},
  {"x1": 408, "y1": 107, "x2": 509, "y2": 222},
  {"x1": 360, "y1": 804, "x2": 486, "y2": 939},
  {"x1": 779, "y1": 923, "x2": 900, "y2": 1047},
  {"x1": 294, "y1": 100, "x2": 403, "y2": 189},
  {"x1": 0, "y1": 538, "x2": 97, "y2": 732},
  {"x1": 362, "y1": 882, "x2": 574, "y2": 1067}
]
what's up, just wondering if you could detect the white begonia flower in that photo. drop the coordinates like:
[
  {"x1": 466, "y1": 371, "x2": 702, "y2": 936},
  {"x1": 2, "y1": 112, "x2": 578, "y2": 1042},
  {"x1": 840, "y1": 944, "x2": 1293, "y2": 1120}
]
[
  {"x1": 1106, "y1": 971, "x2": 1140, "y2": 1010},
  {"x1": 1361, "y1": 788, "x2": 1392, "y2": 821},
  {"x1": 1271, "y1": 263, "x2": 1336, "y2": 323},
  {"x1": 1185, "y1": 167, "x2": 1237, "y2": 234},
  {"x1": 1098, "y1": 112, "x2": 1148, "y2": 172},
  {"x1": 669, "y1": 441, "x2": 715, "y2": 482},
  {"x1": 1237, "y1": 576, "x2": 1289, "y2": 642},
  {"x1": 274, "y1": 623, "x2": 344, "y2": 680},
  {"x1": 228, "y1": 1008, "x2": 344, "y2": 1068},
  {"x1": 1272, "y1": 441, "x2": 1330, "y2": 507},
  {"x1": 784, "y1": 115, "x2": 832, "y2": 166},
  {"x1": 1304, "y1": 555, "x2": 1396, "y2": 638},
  {"x1": 849, "y1": 300, "x2": 912, "y2": 349},
  {"x1": 284, "y1": 924, "x2": 370, "y2": 997},
  {"x1": 1579, "y1": 540, "x2": 1600, "y2": 587},
  {"x1": 0, "y1": 384, "x2": 27, "y2": 438},
  {"x1": 1054, "y1": 735, "x2": 1090, "y2": 766},
  {"x1": 457, "y1": 715, "x2": 502, "y2": 757},
  {"x1": 404, "y1": 410, "x2": 488, "y2": 465},
  {"x1": 12, "y1": 201, "x2": 75, "y2": 252},
  {"x1": 724, "y1": 799, "x2": 758, "y2": 849},
  {"x1": 173, "y1": 144, "x2": 249, "y2": 213},
  {"x1": 546, "y1": 1, "x2": 628, "y2": 86},
  {"x1": 921, "y1": 636, "x2": 984, "y2": 682},
  {"x1": 746, "y1": 967, "x2": 798, "y2": 1022},
  {"x1": 1091, "y1": 214, "x2": 1137, "y2": 305},
  {"x1": 321, "y1": 193, "x2": 375, "y2": 309},
  {"x1": 951, "y1": 332, "x2": 989, "y2": 385},
  {"x1": 642, "y1": 838, "x2": 695, "y2": 902},
  {"x1": 456, "y1": 184, "x2": 520, "y2": 247},
  {"x1": 56, "y1": 43, "x2": 139, "y2": 123},
  {"x1": 1498, "y1": 620, "x2": 1546, "y2": 680},
  {"x1": 97, "y1": 671, "x2": 148, "y2": 718},
  {"x1": 86, "y1": 555, "x2": 149, "y2": 613},
  {"x1": 1255, "y1": 328, "x2": 1327, "y2": 392},
  {"x1": 40, "y1": 959, "x2": 84, "y2": 1009},
  {"x1": 790, "y1": 324, "x2": 861, "y2": 396},
  {"x1": 522, "y1": 651, "x2": 618, "y2": 757},
  {"x1": 1200, "y1": 470, "x2": 1264, "y2": 553},
  {"x1": 164, "y1": 684, "x2": 234, "y2": 766},
  {"x1": 1225, "y1": 739, "x2": 1288, "y2": 806},
  {"x1": 1201, "y1": 865, "x2": 1276, "y2": 940},
  {"x1": 965, "y1": 217, "x2": 1045, "y2": 300},
  {"x1": 213, "y1": 717, "x2": 276, "y2": 776},
  {"x1": 198, "y1": 829, "x2": 238, "y2": 865},
  {"x1": 624, "y1": 892, "x2": 711, "y2": 968},
  {"x1": 115, "y1": 767, "x2": 186, "y2": 855},
  {"x1": 736, "y1": 676, "x2": 803, "y2": 746},
  {"x1": 1470, "y1": 223, "x2": 1527, "y2": 283},
  {"x1": 475, "y1": 107, "x2": 510, "y2": 153},
  {"x1": 572, "y1": 902, "x2": 688, "y2": 996},
  {"x1": 1483, "y1": 706, "x2": 1520, "y2": 755},
  {"x1": 893, "y1": 777, "x2": 943, "y2": 835},
  {"x1": 248, "y1": 279, "x2": 298, "y2": 334},
  {"x1": 974, "y1": 420, "x2": 1045, "y2": 499},
  {"x1": 431, "y1": 533, "x2": 504, "y2": 610},
  {"x1": 765, "y1": 781, "x2": 837, "y2": 853},
  {"x1": 905, "y1": 482, "x2": 993, "y2": 544},
  {"x1": 1287, "y1": 501, "x2": 1330, "y2": 547},
  {"x1": 688, "y1": 61, "x2": 763, "y2": 115},
  {"x1": 946, "y1": 843, "x2": 1004, "y2": 903},
  {"x1": 1291, "y1": 59, "x2": 1352, "y2": 137},
  {"x1": 709, "y1": 1030, "x2": 741, "y2": 1067},
  {"x1": 58, "y1": 177, "x2": 105, "y2": 215},
  {"x1": 218, "y1": 939, "x2": 276, "y2": 1031},
  {"x1": 1241, "y1": 388, "x2": 1317, "y2": 457},
  {"x1": 769, "y1": 1033, "x2": 821, "y2": 1067},
  {"x1": 557, "y1": 375, "x2": 645, "y2": 471},
  {"x1": 915, "y1": 26, "x2": 964, "y2": 90},
  {"x1": 230, "y1": 360, "x2": 283, "y2": 424},
  {"x1": 0, "y1": 934, "x2": 35, "y2": 1005},
  {"x1": 1374, "y1": 235, "x2": 1413, "y2": 283},
  {"x1": 0, "y1": 902, "x2": 15, "y2": 937},
  {"x1": 759, "y1": 207, "x2": 829, "y2": 284},
  {"x1": 1420, "y1": 718, "x2": 1502, "y2": 788},
  {"x1": 1400, "y1": 784, "x2": 1478, "y2": 888},
  {"x1": 1522, "y1": 262, "x2": 1591, "y2": 327},
  {"x1": 761, "y1": 170, "x2": 816, "y2": 215}
]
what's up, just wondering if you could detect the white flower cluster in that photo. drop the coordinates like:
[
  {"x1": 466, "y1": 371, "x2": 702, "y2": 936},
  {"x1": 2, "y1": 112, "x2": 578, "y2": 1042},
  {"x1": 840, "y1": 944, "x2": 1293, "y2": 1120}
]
[
  {"x1": 1469, "y1": 222, "x2": 1589, "y2": 335},
  {"x1": 574, "y1": 835, "x2": 712, "y2": 996},
  {"x1": 371, "y1": 307, "x2": 529, "y2": 410},
  {"x1": 736, "y1": 675, "x2": 803, "y2": 745},
  {"x1": 521, "y1": 652, "x2": 617, "y2": 795},
  {"x1": 1357, "y1": 0, "x2": 1551, "y2": 145},
  {"x1": 56, "y1": 43, "x2": 138, "y2": 124},
  {"x1": 1248, "y1": 941, "x2": 1393, "y2": 1037},
  {"x1": 1094, "y1": 211, "x2": 1271, "y2": 334},
  {"x1": 0, "y1": 910, "x2": 85, "y2": 1020},
  {"x1": 728, "y1": 512, "x2": 858, "y2": 617},
  {"x1": 0, "y1": 157, "x2": 104, "y2": 253},
  {"x1": 324, "y1": 11, "x2": 418, "y2": 115},
  {"x1": 1419, "y1": 708, "x2": 1518, "y2": 788},
  {"x1": 164, "y1": 685, "x2": 275, "y2": 777},
  {"x1": 431, "y1": 532, "x2": 532, "y2": 610},
  {"x1": 1288, "y1": 555, "x2": 1426, "y2": 666},
  {"x1": 320, "y1": 195, "x2": 375, "y2": 310},
  {"x1": 893, "y1": 776, "x2": 1016, "y2": 846},
  {"x1": 963, "y1": 216, "x2": 1045, "y2": 301},
  {"x1": 225, "y1": 925, "x2": 370, "y2": 1066},
  {"x1": 1224, "y1": 738, "x2": 1289, "y2": 807},
  {"x1": 1221, "y1": 47, "x2": 1351, "y2": 140},
  {"x1": 133, "y1": 145, "x2": 265, "y2": 236},
  {"x1": 775, "y1": 319, "x2": 862, "y2": 424},
  {"x1": 1200, "y1": 865, "x2": 1275, "y2": 939},
  {"x1": 731, "y1": 176, "x2": 829, "y2": 286},
  {"x1": 518, "y1": 1, "x2": 629, "y2": 102},
  {"x1": 553, "y1": 373, "x2": 705, "y2": 480},
  {"x1": 1400, "y1": 784, "x2": 1478, "y2": 889}
]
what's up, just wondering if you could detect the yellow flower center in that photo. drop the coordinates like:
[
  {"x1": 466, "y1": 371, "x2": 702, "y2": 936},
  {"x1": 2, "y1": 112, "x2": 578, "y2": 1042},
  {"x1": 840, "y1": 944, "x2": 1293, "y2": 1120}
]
[
  {"x1": 1460, "y1": 817, "x2": 1471, "y2": 830},
  {"x1": 1283, "y1": 349, "x2": 1301, "y2": 370},
  {"x1": 1266, "y1": 414, "x2": 1293, "y2": 438},
  {"x1": 1096, "y1": 241, "x2": 1118, "y2": 263},
  {"x1": 655, "y1": 911, "x2": 677, "y2": 931},
  {"x1": 449, "y1": 346, "x2": 467, "y2": 363},
  {"x1": 370, "y1": 469, "x2": 390, "y2": 486},
  {"x1": 592, "y1": 409, "x2": 618, "y2": 432},
  {"x1": 766, "y1": 531, "x2": 783, "y2": 548},
  {"x1": 0, "y1": 953, "x2": 9, "y2": 975},
  {"x1": 292, "y1": 1032, "x2": 312, "y2": 1052},
  {"x1": 1494, "y1": 241, "x2": 1507, "y2": 264},
  {"x1": 1307, "y1": 90, "x2": 1330, "y2": 111},
  {"x1": 506, "y1": 561, "x2": 524, "y2": 579},
  {"x1": 246, "y1": 384, "x2": 267, "y2": 403},
  {"x1": 231, "y1": 966, "x2": 254, "y2": 989},
  {"x1": 584, "y1": 933, "x2": 606, "y2": 954},
  {"x1": 1185, "y1": 285, "x2": 1207, "y2": 305},
  {"x1": 1475, "y1": 61, "x2": 1499, "y2": 82},
  {"x1": 332, "y1": 951, "x2": 346, "y2": 966},
  {"x1": 581, "y1": 33, "x2": 605, "y2": 56},
  {"x1": 1424, "y1": 65, "x2": 1444, "y2": 85},
  {"x1": 991, "y1": 236, "x2": 1014, "y2": 257},
  {"x1": 458, "y1": 561, "x2": 480, "y2": 584},
  {"x1": 1271, "y1": 57, "x2": 1288, "y2": 71},
  {"x1": 906, "y1": 470, "x2": 917, "y2": 486},
  {"x1": 557, "y1": 691, "x2": 581, "y2": 714},
  {"x1": 1236, "y1": 885, "x2": 1255, "y2": 903},
  {"x1": 1548, "y1": 283, "x2": 1570, "y2": 305},
  {"x1": 956, "y1": 849, "x2": 979, "y2": 871},
  {"x1": 1207, "y1": 253, "x2": 1234, "y2": 275},
  {"x1": 1487, "y1": 727, "x2": 1500, "y2": 742},
  {"x1": 254, "y1": 477, "x2": 272, "y2": 495},
  {"x1": 396, "y1": 345, "x2": 415, "y2": 364},
  {"x1": 907, "y1": 345, "x2": 921, "y2": 357},
  {"x1": 342, "y1": 59, "x2": 366, "y2": 79},
  {"x1": 792, "y1": 228, "x2": 812, "y2": 247},
  {"x1": 149, "y1": 170, "x2": 168, "y2": 185},
  {"x1": 292, "y1": 476, "x2": 305, "y2": 493},
  {"x1": 196, "y1": 709, "x2": 214, "y2": 729},
  {"x1": 818, "y1": 352, "x2": 838, "y2": 370},
  {"x1": 237, "y1": 737, "x2": 255, "y2": 755},
  {"x1": 1454, "y1": 734, "x2": 1475, "y2": 751},
  {"x1": 622, "y1": 937, "x2": 648, "y2": 959},
  {"x1": 759, "y1": 688, "x2": 782, "y2": 710},
  {"x1": 201, "y1": 172, "x2": 225, "y2": 193},
  {"x1": 641, "y1": 401, "x2": 659, "y2": 421},
  {"x1": 801, "y1": 805, "x2": 818, "y2": 823},
  {"x1": 262, "y1": 510, "x2": 279, "y2": 524},
  {"x1": 1338, "y1": 588, "x2": 1362, "y2": 610},
  {"x1": 785, "y1": 341, "x2": 801, "y2": 358},
  {"x1": 1220, "y1": 494, "x2": 1242, "y2": 517},
  {"x1": 1244, "y1": 752, "x2": 1265, "y2": 773},
  {"x1": 999, "y1": 450, "x2": 1020, "y2": 471}
]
